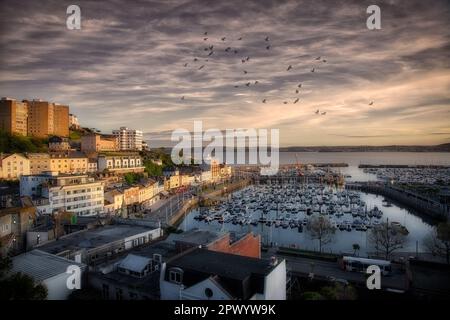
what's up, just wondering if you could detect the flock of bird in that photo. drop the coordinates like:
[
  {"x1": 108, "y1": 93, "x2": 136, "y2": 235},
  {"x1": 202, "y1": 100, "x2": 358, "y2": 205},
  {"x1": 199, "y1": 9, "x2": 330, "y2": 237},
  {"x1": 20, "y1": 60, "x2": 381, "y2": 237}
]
[{"x1": 180, "y1": 32, "x2": 375, "y2": 116}]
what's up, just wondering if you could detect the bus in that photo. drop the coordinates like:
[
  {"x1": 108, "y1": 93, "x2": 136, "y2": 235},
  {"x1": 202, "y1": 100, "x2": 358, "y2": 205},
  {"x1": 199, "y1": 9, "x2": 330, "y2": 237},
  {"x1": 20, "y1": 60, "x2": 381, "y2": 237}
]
[{"x1": 341, "y1": 256, "x2": 392, "y2": 276}]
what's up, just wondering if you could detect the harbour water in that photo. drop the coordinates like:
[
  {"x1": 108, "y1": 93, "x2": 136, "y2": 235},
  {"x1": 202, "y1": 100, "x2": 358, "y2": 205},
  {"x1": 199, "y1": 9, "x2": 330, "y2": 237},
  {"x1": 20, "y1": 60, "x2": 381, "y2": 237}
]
[{"x1": 180, "y1": 152, "x2": 449, "y2": 256}]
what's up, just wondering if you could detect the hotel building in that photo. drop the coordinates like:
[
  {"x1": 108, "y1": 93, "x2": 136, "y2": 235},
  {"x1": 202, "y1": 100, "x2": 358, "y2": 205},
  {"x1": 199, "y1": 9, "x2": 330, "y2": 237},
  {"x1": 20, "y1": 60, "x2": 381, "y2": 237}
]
[
  {"x1": 112, "y1": 127, "x2": 143, "y2": 151},
  {"x1": 0, "y1": 153, "x2": 30, "y2": 180},
  {"x1": 20, "y1": 172, "x2": 104, "y2": 216},
  {"x1": 97, "y1": 153, "x2": 144, "y2": 174}
]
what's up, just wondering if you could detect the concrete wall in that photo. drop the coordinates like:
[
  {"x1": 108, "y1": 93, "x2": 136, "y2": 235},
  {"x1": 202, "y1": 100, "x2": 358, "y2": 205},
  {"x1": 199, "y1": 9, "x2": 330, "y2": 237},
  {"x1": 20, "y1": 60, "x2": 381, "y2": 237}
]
[{"x1": 262, "y1": 259, "x2": 286, "y2": 300}]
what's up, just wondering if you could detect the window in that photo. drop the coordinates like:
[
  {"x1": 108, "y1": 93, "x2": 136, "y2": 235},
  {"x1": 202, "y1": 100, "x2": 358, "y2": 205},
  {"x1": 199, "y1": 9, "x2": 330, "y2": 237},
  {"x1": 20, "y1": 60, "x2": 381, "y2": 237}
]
[
  {"x1": 169, "y1": 268, "x2": 183, "y2": 284},
  {"x1": 102, "y1": 284, "x2": 109, "y2": 299},
  {"x1": 115, "y1": 288, "x2": 123, "y2": 300}
]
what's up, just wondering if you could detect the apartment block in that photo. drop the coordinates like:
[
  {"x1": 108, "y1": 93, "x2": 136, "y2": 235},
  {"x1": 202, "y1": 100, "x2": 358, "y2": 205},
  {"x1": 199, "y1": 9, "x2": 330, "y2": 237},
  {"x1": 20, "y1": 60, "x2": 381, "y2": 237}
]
[
  {"x1": 0, "y1": 97, "x2": 28, "y2": 136},
  {"x1": 20, "y1": 172, "x2": 104, "y2": 216},
  {"x1": 112, "y1": 127, "x2": 143, "y2": 151},
  {"x1": 53, "y1": 104, "x2": 70, "y2": 137}
]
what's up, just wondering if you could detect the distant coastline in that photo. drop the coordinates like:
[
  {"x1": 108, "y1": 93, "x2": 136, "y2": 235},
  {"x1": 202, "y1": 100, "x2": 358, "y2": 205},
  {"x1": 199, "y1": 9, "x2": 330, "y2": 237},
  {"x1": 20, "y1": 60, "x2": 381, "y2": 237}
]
[{"x1": 279, "y1": 143, "x2": 450, "y2": 153}]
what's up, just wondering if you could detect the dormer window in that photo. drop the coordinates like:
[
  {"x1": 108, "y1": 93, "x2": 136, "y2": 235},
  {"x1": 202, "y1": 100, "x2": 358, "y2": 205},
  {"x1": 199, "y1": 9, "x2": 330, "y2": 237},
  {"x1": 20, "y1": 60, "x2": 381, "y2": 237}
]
[{"x1": 169, "y1": 268, "x2": 183, "y2": 284}]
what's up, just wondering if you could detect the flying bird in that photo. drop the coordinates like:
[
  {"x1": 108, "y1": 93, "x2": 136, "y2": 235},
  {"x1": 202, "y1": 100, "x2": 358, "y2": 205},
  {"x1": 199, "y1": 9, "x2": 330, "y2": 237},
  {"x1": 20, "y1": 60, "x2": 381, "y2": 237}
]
[
  {"x1": 254, "y1": 80, "x2": 259, "y2": 84},
  {"x1": 315, "y1": 109, "x2": 320, "y2": 114},
  {"x1": 287, "y1": 65, "x2": 292, "y2": 71},
  {"x1": 203, "y1": 38, "x2": 208, "y2": 41},
  {"x1": 322, "y1": 59, "x2": 327, "y2": 63},
  {"x1": 298, "y1": 84, "x2": 302, "y2": 88},
  {"x1": 266, "y1": 45, "x2": 271, "y2": 50},
  {"x1": 234, "y1": 50, "x2": 238, "y2": 54},
  {"x1": 295, "y1": 89, "x2": 299, "y2": 94},
  {"x1": 204, "y1": 32, "x2": 208, "y2": 35},
  {"x1": 181, "y1": 96, "x2": 185, "y2": 100},
  {"x1": 369, "y1": 101, "x2": 374, "y2": 106},
  {"x1": 294, "y1": 98, "x2": 299, "y2": 104},
  {"x1": 246, "y1": 56, "x2": 250, "y2": 61},
  {"x1": 246, "y1": 82, "x2": 251, "y2": 87},
  {"x1": 238, "y1": 37, "x2": 242, "y2": 40},
  {"x1": 221, "y1": 37, "x2": 226, "y2": 41},
  {"x1": 234, "y1": 85, "x2": 239, "y2": 88},
  {"x1": 311, "y1": 68, "x2": 315, "y2": 72},
  {"x1": 283, "y1": 101, "x2": 288, "y2": 104},
  {"x1": 265, "y1": 36, "x2": 269, "y2": 41},
  {"x1": 193, "y1": 58, "x2": 198, "y2": 62},
  {"x1": 198, "y1": 65, "x2": 205, "y2": 70},
  {"x1": 321, "y1": 112, "x2": 327, "y2": 115},
  {"x1": 243, "y1": 70, "x2": 248, "y2": 74},
  {"x1": 225, "y1": 47, "x2": 231, "y2": 52},
  {"x1": 184, "y1": 63, "x2": 188, "y2": 67},
  {"x1": 262, "y1": 99, "x2": 267, "y2": 103},
  {"x1": 208, "y1": 51, "x2": 214, "y2": 56},
  {"x1": 315, "y1": 56, "x2": 321, "y2": 60}
]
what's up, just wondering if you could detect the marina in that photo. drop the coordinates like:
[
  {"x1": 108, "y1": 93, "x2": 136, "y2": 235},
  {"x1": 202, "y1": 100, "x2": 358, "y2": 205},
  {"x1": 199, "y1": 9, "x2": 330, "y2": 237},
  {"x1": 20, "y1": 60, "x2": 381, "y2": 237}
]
[{"x1": 181, "y1": 183, "x2": 434, "y2": 256}]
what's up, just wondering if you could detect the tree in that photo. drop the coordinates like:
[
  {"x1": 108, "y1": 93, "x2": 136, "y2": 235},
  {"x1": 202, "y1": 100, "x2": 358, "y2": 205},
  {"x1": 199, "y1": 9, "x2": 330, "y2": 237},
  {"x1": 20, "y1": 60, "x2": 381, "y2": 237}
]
[
  {"x1": 424, "y1": 222, "x2": 450, "y2": 264},
  {"x1": 352, "y1": 243, "x2": 360, "y2": 256},
  {"x1": 368, "y1": 221, "x2": 407, "y2": 260},
  {"x1": 143, "y1": 160, "x2": 163, "y2": 177},
  {"x1": 306, "y1": 215, "x2": 336, "y2": 253}
]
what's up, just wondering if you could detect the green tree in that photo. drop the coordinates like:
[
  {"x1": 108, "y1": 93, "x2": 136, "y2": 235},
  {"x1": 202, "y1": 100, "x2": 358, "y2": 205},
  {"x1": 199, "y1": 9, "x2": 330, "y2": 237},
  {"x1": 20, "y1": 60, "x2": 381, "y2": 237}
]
[{"x1": 143, "y1": 160, "x2": 163, "y2": 176}]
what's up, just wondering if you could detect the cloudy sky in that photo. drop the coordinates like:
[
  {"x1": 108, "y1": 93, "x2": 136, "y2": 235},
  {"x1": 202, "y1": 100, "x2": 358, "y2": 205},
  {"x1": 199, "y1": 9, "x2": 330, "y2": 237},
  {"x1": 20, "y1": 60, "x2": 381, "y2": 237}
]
[{"x1": 0, "y1": 0, "x2": 449, "y2": 147}]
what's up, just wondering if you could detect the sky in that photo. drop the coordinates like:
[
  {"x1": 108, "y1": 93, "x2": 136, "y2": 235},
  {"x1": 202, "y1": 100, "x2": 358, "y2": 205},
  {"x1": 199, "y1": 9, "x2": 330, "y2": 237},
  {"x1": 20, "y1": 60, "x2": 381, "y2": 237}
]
[{"x1": 0, "y1": 0, "x2": 449, "y2": 147}]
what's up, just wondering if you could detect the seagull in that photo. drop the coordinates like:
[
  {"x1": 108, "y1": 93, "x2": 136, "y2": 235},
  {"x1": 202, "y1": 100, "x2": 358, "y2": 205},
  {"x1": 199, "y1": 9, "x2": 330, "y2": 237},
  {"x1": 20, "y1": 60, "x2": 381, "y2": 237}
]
[
  {"x1": 287, "y1": 65, "x2": 292, "y2": 71},
  {"x1": 262, "y1": 99, "x2": 267, "y2": 103},
  {"x1": 298, "y1": 84, "x2": 302, "y2": 88},
  {"x1": 209, "y1": 45, "x2": 214, "y2": 50},
  {"x1": 295, "y1": 89, "x2": 299, "y2": 94},
  {"x1": 254, "y1": 80, "x2": 259, "y2": 84},
  {"x1": 315, "y1": 109, "x2": 320, "y2": 114},
  {"x1": 315, "y1": 56, "x2": 321, "y2": 60},
  {"x1": 198, "y1": 65, "x2": 205, "y2": 70},
  {"x1": 225, "y1": 47, "x2": 231, "y2": 52},
  {"x1": 321, "y1": 112, "x2": 327, "y2": 115},
  {"x1": 181, "y1": 96, "x2": 185, "y2": 100},
  {"x1": 221, "y1": 37, "x2": 226, "y2": 41},
  {"x1": 204, "y1": 38, "x2": 208, "y2": 41},
  {"x1": 311, "y1": 68, "x2": 315, "y2": 72},
  {"x1": 246, "y1": 82, "x2": 251, "y2": 87},
  {"x1": 193, "y1": 58, "x2": 198, "y2": 62},
  {"x1": 322, "y1": 59, "x2": 327, "y2": 63},
  {"x1": 283, "y1": 101, "x2": 288, "y2": 104},
  {"x1": 234, "y1": 85, "x2": 239, "y2": 88},
  {"x1": 238, "y1": 37, "x2": 242, "y2": 40},
  {"x1": 208, "y1": 51, "x2": 214, "y2": 56},
  {"x1": 246, "y1": 56, "x2": 250, "y2": 61},
  {"x1": 243, "y1": 70, "x2": 248, "y2": 74},
  {"x1": 184, "y1": 63, "x2": 188, "y2": 67},
  {"x1": 369, "y1": 101, "x2": 374, "y2": 106},
  {"x1": 204, "y1": 32, "x2": 208, "y2": 35},
  {"x1": 241, "y1": 59, "x2": 246, "y2": 63},
  {"x1": 294, "y1": 98, "x2": 299, "y2": 104},
  {"x1": 265, "y1": 36, "x2": 269, "y2": 41},
  {"x1": 266, "y1": 45, "x2": 271, "y2": 50},
  {"x1": 234, "y1": 50, "x2": 238, "y2": 54}
]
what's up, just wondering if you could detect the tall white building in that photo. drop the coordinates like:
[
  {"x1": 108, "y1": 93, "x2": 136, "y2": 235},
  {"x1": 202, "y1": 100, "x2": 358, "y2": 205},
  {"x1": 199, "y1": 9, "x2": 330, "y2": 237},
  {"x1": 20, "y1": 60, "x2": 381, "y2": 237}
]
[
  {"x1": 112, "y1": 127, "x2": 143, "y2": 151},
  {"x1": 20, "y1": 172, "x2": 104, "y2": 216}
]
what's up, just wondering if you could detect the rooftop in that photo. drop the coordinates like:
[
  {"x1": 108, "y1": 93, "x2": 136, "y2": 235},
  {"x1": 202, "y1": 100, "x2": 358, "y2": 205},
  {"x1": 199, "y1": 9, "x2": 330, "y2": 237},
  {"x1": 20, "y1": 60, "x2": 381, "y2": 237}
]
[
  {"x1": 11, "y1": 250, "x2": 86, "y2": 282},
  {"x1": 37, "y1": 224, "x2": 158, "y2": 255},
  {"x1": 166, "y1": 228, "x2": 225, "y2": 246}
]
